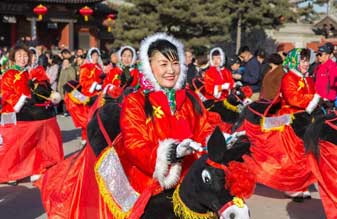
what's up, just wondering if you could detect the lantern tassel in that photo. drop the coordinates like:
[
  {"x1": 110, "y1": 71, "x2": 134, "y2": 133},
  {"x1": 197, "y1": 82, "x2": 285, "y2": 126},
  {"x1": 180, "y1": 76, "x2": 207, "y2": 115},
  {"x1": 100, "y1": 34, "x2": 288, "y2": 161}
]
[
  {"x1": 38, "y1": 15, "x2": 42, "y2": 21},
  {"x1": 108, "y1": 26, "x2": 112, "y2": 32},
  {"x1": 84, "y1": 16, "x2": 88, "y2": 22}
]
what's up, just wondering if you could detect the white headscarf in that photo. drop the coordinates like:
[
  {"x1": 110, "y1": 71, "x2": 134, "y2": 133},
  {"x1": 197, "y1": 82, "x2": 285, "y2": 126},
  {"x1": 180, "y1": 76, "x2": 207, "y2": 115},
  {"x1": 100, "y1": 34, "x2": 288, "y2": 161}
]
[{"x1": 139, "y1": 32, "x2": 186, "y2": 91}]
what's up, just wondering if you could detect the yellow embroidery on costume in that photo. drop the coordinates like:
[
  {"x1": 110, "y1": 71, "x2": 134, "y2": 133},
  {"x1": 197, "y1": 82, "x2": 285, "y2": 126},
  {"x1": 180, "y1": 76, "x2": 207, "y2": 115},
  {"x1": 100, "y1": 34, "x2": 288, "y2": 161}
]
[
  {"x1": 153, "y1": 106, "x2": 164, "y2": 119},
  {"x1": 88, "y1": 69, "x2": 95, "y2": 78},
  {"x1": 297, "y1": 79, "x2": 305, "y2": 91},
  {"x1": 223, "y1": 99, "x2": 239, "y2": 113},
  {"x1": 13, "y1": 72, "x2": 23, "y2": 84}
]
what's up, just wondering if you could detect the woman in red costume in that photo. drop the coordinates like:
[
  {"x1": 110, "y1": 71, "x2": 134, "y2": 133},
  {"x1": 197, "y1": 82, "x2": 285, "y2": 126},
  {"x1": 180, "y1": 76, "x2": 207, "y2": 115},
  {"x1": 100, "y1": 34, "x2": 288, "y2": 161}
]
[
  {"x1": 65, "y1": 48, "x2": 104, "y2": 145},
  {"x1": 103, "y1": 46, "x2": 139, "y2": 91},
  {"x1": 241, "y1": 48, "x2": 317, "y2": 201},
  {"x1": 203, "y1": 47, "x2": 234, "y2": 100},
  {"x1": 37, "y1": 33, "x2": 229, "y2": 219},
  {"x1": 79, "y1": 47, "x2": 104, "y2": 96},
  {"x1": 0, "y1": 45, "x2": 63, "y2": 185}
]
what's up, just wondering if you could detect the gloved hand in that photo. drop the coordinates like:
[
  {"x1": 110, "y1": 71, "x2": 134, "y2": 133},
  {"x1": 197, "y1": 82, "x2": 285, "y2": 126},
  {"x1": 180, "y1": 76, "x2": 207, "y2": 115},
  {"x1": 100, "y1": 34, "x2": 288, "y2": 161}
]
[
  {"x1": 168, "y1": 139, "x2": 203, "y2": 163},
  {"x1": 234, "y1": 81, "x2": 243, "y2": 88},
  {"x1": 221, "y1": 83, "x2": 230, "y2": 90},
  {"x1": 96, "y1": 84, "x2": 102, "y2": 91},
  {"x1": 306, "y1": 93, "x2": 320, "y2": 114}
]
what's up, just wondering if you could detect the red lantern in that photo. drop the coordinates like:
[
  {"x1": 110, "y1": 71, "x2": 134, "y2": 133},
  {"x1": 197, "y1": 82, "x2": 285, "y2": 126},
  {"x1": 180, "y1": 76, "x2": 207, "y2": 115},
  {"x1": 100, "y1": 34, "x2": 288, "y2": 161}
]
[
  {"x1": 33, "y1": 4, "x2": 48, "y2": 21},
  {"x1": 79, "y1": 6, "x2": 93, "y2": 22},
  {"x1": 103, "y1": 14, "x2": 115, "y2": 32}
]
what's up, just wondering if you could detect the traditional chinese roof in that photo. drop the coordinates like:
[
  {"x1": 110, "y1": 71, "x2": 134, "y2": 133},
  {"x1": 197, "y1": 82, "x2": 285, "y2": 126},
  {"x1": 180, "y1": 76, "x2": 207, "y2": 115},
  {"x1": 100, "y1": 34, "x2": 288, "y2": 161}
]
[{"x1": 3, "y1": 0, "x2": 103, "y2": 4}]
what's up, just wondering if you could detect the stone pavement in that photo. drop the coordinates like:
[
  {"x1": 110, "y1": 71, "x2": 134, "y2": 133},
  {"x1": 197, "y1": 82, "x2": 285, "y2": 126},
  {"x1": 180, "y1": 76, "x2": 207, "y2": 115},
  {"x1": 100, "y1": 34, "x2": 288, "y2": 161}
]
[{"x1": 0, "y1": 116, "x2": 327, "y2": 219}]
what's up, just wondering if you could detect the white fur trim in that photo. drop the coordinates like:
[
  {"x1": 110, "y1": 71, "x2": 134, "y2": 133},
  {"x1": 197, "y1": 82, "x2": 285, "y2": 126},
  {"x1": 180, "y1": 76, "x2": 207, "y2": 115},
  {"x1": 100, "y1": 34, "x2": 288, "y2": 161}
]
[
  {"x1": 209, "y1": 47, "x2": 225, "y2": 67},
  {"x1": 139, "y1": 32, "x2": 186, "y2": 91},
  {"x1": 13, "y1": 94, "x2": 27, "y2": 112},
  {"x1": 118, "y1": 46, "x2": 137, "y2": 66},
  {"x1": 289, "y1": 68, "x2": 304, "y2": 78},
  {"x1": 214, "y1": 85, "x2": 221, "y2": 99},
  {"x1": 87, "y1": 47, "x2": 103, "y2": 67},
  {"x1": 306, "y1": 93, "x2": 320, "y2": 114},
  {"x1": 89, "y1": 81, "x2": 98, "y2": 94},
  {"x1": 153, "y1": 138, "x2": 182, "y2": 189},
  {"x1": 103, "y1": 83, "x2": 114, "y2": 95}
]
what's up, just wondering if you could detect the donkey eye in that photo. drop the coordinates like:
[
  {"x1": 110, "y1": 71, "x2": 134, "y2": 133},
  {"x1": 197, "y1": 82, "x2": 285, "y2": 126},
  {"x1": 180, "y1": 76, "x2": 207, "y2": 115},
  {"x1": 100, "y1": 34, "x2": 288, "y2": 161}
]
[
  {"x1": 201, "y1": 169, "x2": 211, "y2": 184},
  {"x1": 230, "y1": 212, "x2": 236, "y2": 219}
]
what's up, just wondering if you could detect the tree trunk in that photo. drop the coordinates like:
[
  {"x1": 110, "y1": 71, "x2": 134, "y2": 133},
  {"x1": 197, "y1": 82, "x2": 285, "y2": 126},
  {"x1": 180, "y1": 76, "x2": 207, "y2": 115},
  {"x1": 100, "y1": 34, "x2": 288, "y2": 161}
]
[{"x1": 236, "y1": 14, "x2": 242, "y2": 54}]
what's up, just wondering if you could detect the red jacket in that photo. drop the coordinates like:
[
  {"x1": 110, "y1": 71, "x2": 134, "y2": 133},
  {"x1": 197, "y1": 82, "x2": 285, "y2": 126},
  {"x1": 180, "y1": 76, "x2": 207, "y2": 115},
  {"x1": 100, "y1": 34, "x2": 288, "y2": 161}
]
[
  {"x1": 1, "y1": 69, "x2": 31, "y2": 113},
  {"x1": 279, "y1": 69, "x2": 315, "y2": 114},
  {"x1": 203, "y1": 66, "x2": 234, "y2": 100},
  {"x1": 79, "y1": 63, "x2": 103, "y2": 96},
  {"x1": 103, "y1": 66, "x2": 139, "y2": 89},
  {"x1": 114, "y1": 89, "x2": 214, "y2": 194},
  {"x1": 315, "y1": 59, "x2": 337, "y2": 101}
]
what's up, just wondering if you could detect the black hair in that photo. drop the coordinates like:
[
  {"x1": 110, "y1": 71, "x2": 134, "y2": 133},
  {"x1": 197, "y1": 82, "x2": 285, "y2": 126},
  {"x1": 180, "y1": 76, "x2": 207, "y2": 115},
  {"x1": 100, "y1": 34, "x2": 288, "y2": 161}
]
[
  {"x1": 90, "y1": 49, "x2": 99, "y2": 57},
  {"x1": 121, "y1": 48, "x2": 134, "y2": 58},
  {"x1": 238, "y1": 46, "x2": 250, "y2": 55},
  {"x1": 267, "y1": 53, "x2": 283, "y2": 65},
  {"x1": 211, "y1": 50, "x2": 221, "y2": 57},
  {"x1": 148, "y1": 39, "x2": 178, "y2": 62},
  {"x1": 255, "y1": 49, "x2": 266, "y2": 59},
  {"x1": 300, "y1": 48, "x2": 311, "y2": 61}
]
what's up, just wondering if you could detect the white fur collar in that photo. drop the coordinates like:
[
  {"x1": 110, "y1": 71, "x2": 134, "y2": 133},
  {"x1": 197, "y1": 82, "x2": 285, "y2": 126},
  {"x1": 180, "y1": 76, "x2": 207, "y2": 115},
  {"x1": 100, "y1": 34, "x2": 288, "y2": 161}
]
[
  {"x1": 139, "y1": 32, "x2": 186, "y2": 91},
  {"x1": 209, "y1": 47, "x2": 225, "y2": 67},
  {"x1": 289, "y1": 68, "x2": 305, "y2": 78},
  {"x1": 118, "y1": 45, "x2": 137, "y2": 66}
]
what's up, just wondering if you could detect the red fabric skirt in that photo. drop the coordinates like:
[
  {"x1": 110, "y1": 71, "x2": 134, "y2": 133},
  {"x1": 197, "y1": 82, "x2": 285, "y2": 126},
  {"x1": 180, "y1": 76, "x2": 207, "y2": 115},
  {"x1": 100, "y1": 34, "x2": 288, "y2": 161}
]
[
  {"x1": 0, "y1": 117, "x2": 63, "y2": 182},
  {"x1": 36, "y1": 146, "x2": 114, "y2": 219},
  {"x1": 64, "y1": 94, "x2": 90, "y2": 140},
  {"x1": 308, "y1": 140, "x2": 337, "y2": 219},
  {"x1": 207, "y1": 111, "x2": 233, "y2": 133},
  {"x1": 240, "y1": 120, "x2": 316, "y2": 192}
]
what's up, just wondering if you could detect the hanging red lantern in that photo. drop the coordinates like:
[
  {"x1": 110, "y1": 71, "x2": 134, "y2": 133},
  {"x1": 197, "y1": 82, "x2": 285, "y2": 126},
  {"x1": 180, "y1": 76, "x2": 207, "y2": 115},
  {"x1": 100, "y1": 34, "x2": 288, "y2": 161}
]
[
  {"x1": 33, "y1": 4, "x2": 48, "y2": 21},
  {"x1": 103, "y1": 14, "x2": 115, "y2": 32},
  {"x1": 79, "y1": 6, "x2": 93, "y2": 22}
]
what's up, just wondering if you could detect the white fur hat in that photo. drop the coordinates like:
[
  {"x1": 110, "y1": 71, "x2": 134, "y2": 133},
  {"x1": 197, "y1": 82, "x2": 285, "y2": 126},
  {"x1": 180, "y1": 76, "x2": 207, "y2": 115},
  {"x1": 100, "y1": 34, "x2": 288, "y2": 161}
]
[
  {"x1": 209, "y1": 47, "x2": 226, "y2": 67},
  {"x1": 118, "y1": 46, "x2": 137, "y2": 66},
  {"x1": 139, "y1": 32, "x2": 186, "y2": 91}
]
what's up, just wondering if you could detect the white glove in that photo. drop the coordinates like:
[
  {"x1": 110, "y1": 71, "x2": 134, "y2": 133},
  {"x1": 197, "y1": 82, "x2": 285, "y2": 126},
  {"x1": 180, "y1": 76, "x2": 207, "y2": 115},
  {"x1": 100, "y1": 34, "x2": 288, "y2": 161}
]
[
  {"x1": 176, "y1": 139, "x2": 203, "y2": 158},
  {"x1": 221, "y1": 83, "x2": 230, "y2": 90},
  {"x1": 96, "y1": 84, "x2": 102, "y2": 91},
  {"x1": 306, "y1": 93, "x2": 320, "y2": 114},
  {"x1": 234, "y1": 81, "x2": 243, "y2": 87},
  {"x1": 103, "y1": 84, "x2": 115, "y2": 94}
]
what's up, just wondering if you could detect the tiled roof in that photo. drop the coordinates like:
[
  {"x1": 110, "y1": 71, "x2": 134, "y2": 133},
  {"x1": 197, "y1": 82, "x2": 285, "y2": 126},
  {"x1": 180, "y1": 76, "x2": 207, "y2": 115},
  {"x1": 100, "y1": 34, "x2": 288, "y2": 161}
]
[{"x1": 5, "y1": 0, "x2": 103, "y2": 4}]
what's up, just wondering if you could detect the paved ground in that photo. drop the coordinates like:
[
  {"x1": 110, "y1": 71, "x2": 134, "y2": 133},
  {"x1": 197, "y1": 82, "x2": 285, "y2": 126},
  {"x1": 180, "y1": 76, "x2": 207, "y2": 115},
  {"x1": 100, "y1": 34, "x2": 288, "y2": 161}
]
[{"x1": 0, "y1": 116, "x2": 327, "y2": 219}]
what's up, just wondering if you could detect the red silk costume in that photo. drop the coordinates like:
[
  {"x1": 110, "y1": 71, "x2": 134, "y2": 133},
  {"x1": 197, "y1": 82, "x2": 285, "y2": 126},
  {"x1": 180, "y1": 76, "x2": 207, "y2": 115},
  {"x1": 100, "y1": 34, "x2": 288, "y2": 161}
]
[
  {"x1": 79, "y1": 63, "x2": 103, "y2": 96},
  {"x1": 103, "y1": 66, "x2": 140, "y2": 88},
  {"x1": 203, "y1": 66, "x2": 234, "y2": 100},
  {"x1": 115, "y1": 89, "x2": 214, "y2": 194},
  {"x1": 279, "y1": 69, "x2": 315, "y2": 114},
  {"x1": 308, "y1": 115, "x2": 337, "y2": 219},
  {"x1": 1, "y1": 68, "x2": 30, "y2": 113}
]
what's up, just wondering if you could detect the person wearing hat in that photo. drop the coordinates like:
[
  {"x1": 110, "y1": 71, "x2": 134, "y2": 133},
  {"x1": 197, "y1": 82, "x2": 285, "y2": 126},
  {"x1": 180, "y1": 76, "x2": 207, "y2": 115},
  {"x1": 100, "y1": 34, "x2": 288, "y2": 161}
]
[
  {"x1": 103, "y1": 46, "x2": 140, "y2": 91},
  {"x1": 315, "y1": 43, "x2": 337, "y2": 103},
  {"x1": 36, "y1": 33, "x2": 219, "y2": 218},
  {"x1": 203, "y1": 47, "x2": 234, "y2": 100},
  {"x1": 228, "y1": 56, "x2": 244, "y2": 77},
  {"x1": 79, "y1": 47, "x2": 104, "y2": 97}
]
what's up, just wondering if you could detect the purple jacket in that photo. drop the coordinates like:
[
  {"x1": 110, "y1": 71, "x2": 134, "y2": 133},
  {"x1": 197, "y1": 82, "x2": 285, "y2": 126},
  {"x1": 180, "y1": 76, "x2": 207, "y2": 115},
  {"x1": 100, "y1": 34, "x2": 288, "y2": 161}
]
[{"x1": 315, "y1": 59, "x2": 337, "y2": 101}]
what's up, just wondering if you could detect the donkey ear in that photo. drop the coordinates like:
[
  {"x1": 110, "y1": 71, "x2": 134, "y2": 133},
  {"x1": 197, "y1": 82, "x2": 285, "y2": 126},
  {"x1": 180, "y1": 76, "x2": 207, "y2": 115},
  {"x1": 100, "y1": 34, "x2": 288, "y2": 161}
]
[{"x1": 207, "y1": 126, "x2": 227, "y2": 163}]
